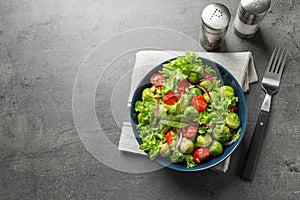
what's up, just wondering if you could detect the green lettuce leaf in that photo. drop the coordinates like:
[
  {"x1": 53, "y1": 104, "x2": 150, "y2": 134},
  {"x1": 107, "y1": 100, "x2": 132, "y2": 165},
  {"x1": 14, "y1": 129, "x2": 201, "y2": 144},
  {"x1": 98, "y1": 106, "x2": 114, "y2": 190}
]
[
  {"x1": 160, "y1": 52, "x2": 205, "y2": 95},
  {"x1": 184, "y1": 154, "x2": 197, "y2": 168},
  {"x1": 138, "y1": 125, "x2": 165, "y2": 160},
  {"x1": 159, "y1": 114, "x2": 197, "y2": 128}
]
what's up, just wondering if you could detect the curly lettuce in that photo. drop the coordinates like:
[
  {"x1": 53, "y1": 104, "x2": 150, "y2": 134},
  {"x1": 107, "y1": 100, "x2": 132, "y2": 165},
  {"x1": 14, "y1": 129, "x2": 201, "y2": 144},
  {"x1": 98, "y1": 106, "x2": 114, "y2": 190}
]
[{"x1": 160, "y1": 52, "x2": 205, "y2": 95}]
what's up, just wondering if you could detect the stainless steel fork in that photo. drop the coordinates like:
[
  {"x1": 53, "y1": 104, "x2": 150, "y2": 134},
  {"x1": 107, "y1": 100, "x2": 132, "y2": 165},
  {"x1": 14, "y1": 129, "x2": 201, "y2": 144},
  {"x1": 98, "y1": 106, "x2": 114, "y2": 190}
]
[{"x1": 241, "y1": 47, "x2": 287, "y2": 181}]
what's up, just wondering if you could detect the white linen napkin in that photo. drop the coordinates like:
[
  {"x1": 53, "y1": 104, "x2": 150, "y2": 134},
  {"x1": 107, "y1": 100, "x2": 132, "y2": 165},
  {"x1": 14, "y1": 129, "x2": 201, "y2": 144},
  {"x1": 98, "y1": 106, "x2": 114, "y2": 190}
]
[{"x1": 118, "y1": 50, "x2": 258, "y2": 173}]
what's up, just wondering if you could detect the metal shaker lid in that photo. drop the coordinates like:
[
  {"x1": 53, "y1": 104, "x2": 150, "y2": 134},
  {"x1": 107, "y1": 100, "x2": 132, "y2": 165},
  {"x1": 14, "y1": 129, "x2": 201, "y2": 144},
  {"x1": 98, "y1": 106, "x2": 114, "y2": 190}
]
[
  {"x1": 202, "y1": 3, "x2": 230, "y2": 34},
  {"x1": 239, "y1": 0, "x2": 271, "y2": 24}
]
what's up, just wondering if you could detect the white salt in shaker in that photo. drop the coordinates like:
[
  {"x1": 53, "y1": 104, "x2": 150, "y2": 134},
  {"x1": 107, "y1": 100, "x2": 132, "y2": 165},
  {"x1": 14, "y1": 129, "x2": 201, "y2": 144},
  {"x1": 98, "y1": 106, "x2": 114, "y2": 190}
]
[
  {"x1": 201, "y1": 3, "x2": 230, "y2": 51},
  {"x1": 234, "y1": 0, "x2": 271, "y2": 39}
]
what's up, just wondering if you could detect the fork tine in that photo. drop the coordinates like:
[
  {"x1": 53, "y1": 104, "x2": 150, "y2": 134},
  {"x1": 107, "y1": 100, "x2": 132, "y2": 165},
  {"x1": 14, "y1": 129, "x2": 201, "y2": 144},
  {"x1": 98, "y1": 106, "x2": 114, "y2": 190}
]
[
  {"x1": 271, "y1": 47, "x2": 281, "y2": 73},
  {"x1": 277, "y1": 49, "x2": 287, "y2": 76},
  {"x1": 275, "y1": 49, "x2": 286, "y2": 74},
  {"x1": 273, "y1": 48, "x2": 285, "y2": 74},
  {"x1": 267, "y1": 47, "x2": 278, "y2": 73}
]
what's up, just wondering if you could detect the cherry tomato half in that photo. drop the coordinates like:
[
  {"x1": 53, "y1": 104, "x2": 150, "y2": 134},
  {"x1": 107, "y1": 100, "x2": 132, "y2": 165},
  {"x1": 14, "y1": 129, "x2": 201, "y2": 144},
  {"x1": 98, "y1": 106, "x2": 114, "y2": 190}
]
[
  {"x1": 150, "y1": 72, "x2": 166, "y2": 87},
  {"x1": 165, "y1": 131, "x2": 173, "y2": 145},
  {"x1": 178, "y1": 79, "x2": 190, "y2": 94},
  {"x1": 182, "y1": 125, "x2": 198, "y2": 138},
  {"x1": 193, "y1": 148, "x2": 210, "y2": 163},
  {"x1": 162, "y1": 91, "x2": 180, "y2": 106},
  {"x1": 192, "y1": 95, "x2": 207, "y2": 112}
]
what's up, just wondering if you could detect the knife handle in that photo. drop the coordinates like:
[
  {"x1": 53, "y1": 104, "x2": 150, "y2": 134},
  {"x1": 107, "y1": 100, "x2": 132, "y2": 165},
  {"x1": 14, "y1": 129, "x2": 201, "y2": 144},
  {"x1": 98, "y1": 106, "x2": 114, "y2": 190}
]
[{"x1": 241, "y1": 110, "x2": 269, "y2": 181}]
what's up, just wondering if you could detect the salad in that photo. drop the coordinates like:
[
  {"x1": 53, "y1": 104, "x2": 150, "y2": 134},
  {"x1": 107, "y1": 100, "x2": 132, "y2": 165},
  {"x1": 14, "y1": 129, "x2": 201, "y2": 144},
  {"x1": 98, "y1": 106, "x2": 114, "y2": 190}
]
[{"x1": 134, "y1": 52, "x2": 242, "y2": 168}]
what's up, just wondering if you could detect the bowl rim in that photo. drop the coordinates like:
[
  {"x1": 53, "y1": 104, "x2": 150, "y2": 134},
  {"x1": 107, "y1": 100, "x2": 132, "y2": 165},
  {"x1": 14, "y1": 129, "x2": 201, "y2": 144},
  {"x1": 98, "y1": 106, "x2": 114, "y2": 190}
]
[{"x1": 130, "y1": 56, "x2": 248, "y2": 172}]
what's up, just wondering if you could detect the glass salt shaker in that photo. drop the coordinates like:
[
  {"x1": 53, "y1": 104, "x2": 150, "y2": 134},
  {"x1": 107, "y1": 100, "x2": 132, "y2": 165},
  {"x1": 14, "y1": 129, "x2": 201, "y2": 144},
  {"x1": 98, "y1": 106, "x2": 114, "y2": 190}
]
[
  {"x1": 201, "y1": 3, "x2": 231, "y2": 51},
  {"x1": 234, "y1": 0, "x2": 271, "y2": 39}
]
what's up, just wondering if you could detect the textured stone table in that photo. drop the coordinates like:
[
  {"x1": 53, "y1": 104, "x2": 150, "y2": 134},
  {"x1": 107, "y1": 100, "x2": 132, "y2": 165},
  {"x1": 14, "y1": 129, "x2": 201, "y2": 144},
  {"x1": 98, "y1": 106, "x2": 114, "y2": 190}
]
[{"x1": 1, "y1": 0, "x2": 300, "y2": 199}]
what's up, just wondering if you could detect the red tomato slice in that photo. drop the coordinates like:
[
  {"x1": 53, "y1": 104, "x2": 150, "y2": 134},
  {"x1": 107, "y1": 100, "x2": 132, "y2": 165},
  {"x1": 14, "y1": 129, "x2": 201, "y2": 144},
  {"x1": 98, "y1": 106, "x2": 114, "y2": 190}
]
[
  {"x1": 150, "y1": 72, "x2": 166, "y2": 87},
  {"x1": 162, "y1": 92, "x2": 180, "y2": 106},
  {"x1": 193, "y1": 148, "x2": 210, "y2": 163},
  {"x1": 182, "y1": 125, "x2": 198, "y2": 138},
  {"x1": 178, "y1": 79, "x2": 190, "y2": 94},
  {"x1": 165, "y1": 131, "x2": 173, "y2": 145},
  {"x1": 204, "y1": 72, "x2": 214, "y2": 82},
  {"x1": 192, "y1": 95, "x2": 207, "y2": 112}
]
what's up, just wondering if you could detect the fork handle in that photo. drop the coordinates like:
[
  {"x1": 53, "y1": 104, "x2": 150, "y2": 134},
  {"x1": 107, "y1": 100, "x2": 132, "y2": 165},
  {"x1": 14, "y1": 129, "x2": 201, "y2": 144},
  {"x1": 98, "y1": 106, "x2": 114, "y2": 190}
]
[{"x1": 241, "y1": 110, "x2": 269, "y2": 181}]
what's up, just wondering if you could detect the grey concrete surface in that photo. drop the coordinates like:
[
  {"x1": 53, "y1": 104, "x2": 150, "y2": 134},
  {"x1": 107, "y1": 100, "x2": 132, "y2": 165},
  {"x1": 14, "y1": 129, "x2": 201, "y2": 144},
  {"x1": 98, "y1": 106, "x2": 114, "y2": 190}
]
[{"x1": 1, "y1": 0, "x2": 300, "y2": 199}]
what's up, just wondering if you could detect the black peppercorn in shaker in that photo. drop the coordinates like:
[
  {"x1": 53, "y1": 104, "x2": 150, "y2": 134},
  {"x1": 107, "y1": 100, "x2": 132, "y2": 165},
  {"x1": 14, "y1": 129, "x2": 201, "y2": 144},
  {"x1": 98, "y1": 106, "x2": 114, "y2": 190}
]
[
  {"x1": 201, "y1": 3, "x2": 231, "y2": 51},
  {"x1": 234, "y1": 0, "x2": 271, "y2": 39}
]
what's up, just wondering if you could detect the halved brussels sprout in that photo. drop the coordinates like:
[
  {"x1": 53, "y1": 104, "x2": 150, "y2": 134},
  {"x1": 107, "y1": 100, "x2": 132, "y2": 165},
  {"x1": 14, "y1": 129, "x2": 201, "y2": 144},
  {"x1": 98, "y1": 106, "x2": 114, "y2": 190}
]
[
  {"x1": 220, "y1": 86, "x2": 235, "y2": 100},
  {"x1": 179, "y1": 138, "x2": 194, "y2": 154},
  {"x1": 159, "y1": 143, "x2": 170, "y2": 157},
  {"x1": 212, "y1": 125, "x2": 232, "y2": 143},
  {"x1": 209, "y1": 141, "x2": 223, "y2": 156},
  {"x1": 225, "y1": 112, "x2": 241, "y2": 129},
  {"x1": 188, "y1": 72, "x2": 200, "y2": 84},
  {"x1": 196, "y1": 134, "x2": 213, "y2": 147},
  {"x1": 184, "y1": 106, "x2": 199, "y2": 118}
]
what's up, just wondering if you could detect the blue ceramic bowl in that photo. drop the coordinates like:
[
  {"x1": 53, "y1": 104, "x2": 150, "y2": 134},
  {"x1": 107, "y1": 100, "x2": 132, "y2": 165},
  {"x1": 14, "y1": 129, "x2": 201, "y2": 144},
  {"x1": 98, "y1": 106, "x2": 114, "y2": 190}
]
[{"x1": 130, "y1": 57, "x2": 247, "y2": 172}]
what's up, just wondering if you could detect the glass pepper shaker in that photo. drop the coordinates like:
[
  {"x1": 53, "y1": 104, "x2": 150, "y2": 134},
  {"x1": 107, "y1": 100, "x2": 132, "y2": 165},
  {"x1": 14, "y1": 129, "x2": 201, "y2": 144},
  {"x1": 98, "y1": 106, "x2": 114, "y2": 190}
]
[
  {"x1": 201, "y1": 3, "x2": 231, "y2": 51},
  {"x1": 234, "y1": 0, "x2": 271, "y2": 39}
]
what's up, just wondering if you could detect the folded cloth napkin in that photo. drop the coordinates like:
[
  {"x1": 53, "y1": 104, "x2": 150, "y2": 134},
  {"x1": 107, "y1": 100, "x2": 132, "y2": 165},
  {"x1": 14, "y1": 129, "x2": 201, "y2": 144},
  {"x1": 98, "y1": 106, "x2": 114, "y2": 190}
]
[{"x1": 118, "y1": 50, "x2": 258, "y2": 173}]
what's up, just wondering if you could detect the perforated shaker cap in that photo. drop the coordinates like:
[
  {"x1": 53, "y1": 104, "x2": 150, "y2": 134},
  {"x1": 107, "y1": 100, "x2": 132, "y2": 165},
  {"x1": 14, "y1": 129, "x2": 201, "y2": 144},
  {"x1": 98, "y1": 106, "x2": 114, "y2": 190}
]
[
  {"x1": 239, "y1": 0, "x2": 271, "y2": 24},
  {"x1": 202, "y1": 3, "x2": 230, "y2": 34}
]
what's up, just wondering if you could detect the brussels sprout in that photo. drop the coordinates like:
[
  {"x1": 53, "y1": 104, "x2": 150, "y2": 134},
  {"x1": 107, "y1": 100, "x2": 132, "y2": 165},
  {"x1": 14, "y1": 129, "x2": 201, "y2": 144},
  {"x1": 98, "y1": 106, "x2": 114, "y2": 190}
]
[
  {"x1": 212, "y1": 125, "x2": 232, "y2": 143},
  {"x1": 200, "y1": 79, "x2": 212, "y2": 91},
  {"x1": 142, "y1": 88, "x2": 155, "y2": 100},
  {"x1": 196, "y1": 134, "x2": 213, "y2": 147},
  {"x1": 159, "y1": 143, "x2": 170, "y2": 157},
  {"x1": 179, "y1": 138, "x2": 194, "y2": 154},
  {"x1": 184, "y1": 106, "x2": 199, "y2": 118},
  {"x1": 220, "y1": 86, "x2": 235, "y2": 100},
  {"x1": 189, "y1": 87, "x2": 202, "y2": 96},
  {"x1": 209, "y1": 141, "x2": 223, "y2": 156},
  {"x1": 225, "y1": 112, "x2": 241, "y2": 129},
  {"x1": 188, "y1": 72, "x2": 200, "y2": 84}
]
